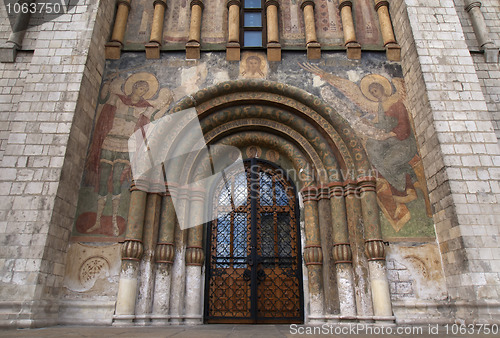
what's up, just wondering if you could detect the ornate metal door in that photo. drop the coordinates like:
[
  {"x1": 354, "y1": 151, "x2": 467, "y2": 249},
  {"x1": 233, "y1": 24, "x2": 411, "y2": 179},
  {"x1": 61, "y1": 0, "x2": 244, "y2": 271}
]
[{"x1": 205, "y1": 159, "x2": 303, "y2": 323}]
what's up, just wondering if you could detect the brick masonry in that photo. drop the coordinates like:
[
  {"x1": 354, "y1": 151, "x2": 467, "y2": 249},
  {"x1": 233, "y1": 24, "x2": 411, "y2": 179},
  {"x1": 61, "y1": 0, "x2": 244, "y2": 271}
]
[
  {"x1": 391, "y1": 0, "x2": 500, "y2": 322},
  {"x1": 454, "y1": 0, "x2": 500, "y2": 143},
  {"x1": 0, "y1": 0, "x2": 114, "y2": 327},
  {"x1": 0, "y1": 0, "x2": 499, "y2": 328}
]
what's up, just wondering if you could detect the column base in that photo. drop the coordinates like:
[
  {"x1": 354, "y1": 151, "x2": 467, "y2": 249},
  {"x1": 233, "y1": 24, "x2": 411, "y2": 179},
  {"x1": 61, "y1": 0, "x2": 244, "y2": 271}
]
[
  {"x1": 0, "y1": 42, "x2": 18, "y2": 63},
  {"x1": 307, "y1": 42, "x2": 321, "y2": 60},
  {"x1": 484, "y1": 46, "x2": 499, "y2": 63},
  {"x1": 385, "y1": 42, "x2": 401, "y2": 61},
  {"x1": 186, "y1": 41, "x2": 201, "y2": 59},
  {"x1": 105, "y1": 41, "x2": 122, "y2": 60},
  {"x1": 112, "y1": 315, "x2": 136, "y2": 326},
  {"x1": 146, "y1": 42, "x2": 161, "y2": 59},
  {"x1": 346, "y1": 42, "x2": 361, "y2": 60},
  {"x1": 267, "y1": 42, "x2": 281, "y2": 61},
  {"x1": 226, "y1": 42, "x2": 240, "y2": 61}
]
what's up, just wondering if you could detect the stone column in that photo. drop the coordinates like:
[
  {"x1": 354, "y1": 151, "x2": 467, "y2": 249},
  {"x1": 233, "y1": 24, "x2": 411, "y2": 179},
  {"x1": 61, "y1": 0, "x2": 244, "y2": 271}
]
[
  {"x1": 358, "y1": 178, "x2": 393, "y2": 322},
  {"x1": 0, "y1": 1, "x2": 32, "y2": 63},
  {"x1": 464, "y1": 0, "x2": 499, "y2": 63},
  {"x1": 300, "y1": 0, "x2": 321, "y2": 60},
  {"x1": 184, "y1": 188, "x2": 205, "y2": 324},
  {"x1": 338, "y1": 0, "x2": 361, "y2": 59},
  {"x1": 146, "y1": 0, "x2": 168, "y2": 59},
  {"x1": 135, "y1": 193, "x2": 162, "y2": 325},
  {"x1": 329, "y1": 183, "x2": 357, "y2": 318},
  {"x1": 114, "y1": 185, "x2": 147, "y2": 325},
  {"x1": 106, "y1": 0, "x2": 132, "y2": 59},
  {"x1": 265, "y1": 0, "x2": 281, "y2": 61},
  {"x1": 151, "y1": 191, "x2": 176, "y2": 325},
  {"x1": 301, "y1": 187, "x2": 324, "y2": 323},
  {"x1": 343, "y1": 181, "x2": 373, "y2": 318},
  {"x1": 373, "y1": 0, "x2": 400, "y2": 61},
  {"x1": 186, "y1": 0, "x2": 204, "y2": 59},
  {"x1": 226, "y1": 0, "x2": 241, "y2": 61}
]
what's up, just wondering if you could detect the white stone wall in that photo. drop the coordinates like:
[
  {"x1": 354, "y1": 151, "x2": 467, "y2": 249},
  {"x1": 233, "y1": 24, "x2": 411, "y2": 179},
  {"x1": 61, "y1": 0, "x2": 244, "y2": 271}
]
[
  {"x1": 0, "y1": 0, "x2": 114, "y2": 327},
  {"x1": 454, "y1": 0, "x2": 500, "y2": 143},
  {"x1": 391, "y1": 0, "x2": 500, "y2": 323}
]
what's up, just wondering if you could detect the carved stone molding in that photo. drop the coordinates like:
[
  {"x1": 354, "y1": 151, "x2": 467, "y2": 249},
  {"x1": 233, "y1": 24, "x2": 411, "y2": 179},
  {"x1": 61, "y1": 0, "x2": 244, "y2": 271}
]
[
  {"x1": 304, "y1": 245, "x2": 323, "y2": 265},
  {"x1": 121, "y1": 240, "x2": 144, "y2": 261}
]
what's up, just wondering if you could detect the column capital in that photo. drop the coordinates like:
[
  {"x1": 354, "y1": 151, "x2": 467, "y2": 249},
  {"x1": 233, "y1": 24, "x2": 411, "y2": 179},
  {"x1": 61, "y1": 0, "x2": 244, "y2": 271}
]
[
  {"x1": 117, "y1": 0, "x2": 132, "y2": 9},
  {"x1": 304, "y1": 245, "x2": 323, "y2": 265},
  {"x1": 300, "y1": 0, "x2": 315, "y2": 10},
  {"x1": 227, "y1": 0, "x2": 241, "y2": 8},
  {"x1": 186, "y1": 246, "x2": 205, "y2": 266},
  {"x1": 121, "y1": 240, "x2": 144, "y2": 261},
  {"x1": 338, "y1": 0, "x2": 352, "y2": 11},
  {"x1": 333, "y1": 243, "x2": 352, "y2": 264},
  {"x1": 365, "y1": 239, "x2": 386, "y2": 261},
  {"x1": 190, "y1": 0, "x2": 204, "y2": 10},
  {"x1": 464, "y1": 0, "x2": 482, "y2": 12},
  {"x1": 155, "y1": 243, "x2": 175, "y2": 264},
  {"x1": 265, "y1": 0, "x2": 280, "y2": 9},
  {"x1": 374, "y1": 0, "x2": 389, "y2": 11},
  {"x1": 153, "y1": 0, "x2": 168, "y2": 8}
]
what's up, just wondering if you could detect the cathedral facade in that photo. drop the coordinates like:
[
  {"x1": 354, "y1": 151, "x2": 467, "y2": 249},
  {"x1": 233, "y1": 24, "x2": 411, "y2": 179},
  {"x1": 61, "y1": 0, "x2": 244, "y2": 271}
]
[{"x1": 0, "y1": 0, "x2": 499, "y2": 328}]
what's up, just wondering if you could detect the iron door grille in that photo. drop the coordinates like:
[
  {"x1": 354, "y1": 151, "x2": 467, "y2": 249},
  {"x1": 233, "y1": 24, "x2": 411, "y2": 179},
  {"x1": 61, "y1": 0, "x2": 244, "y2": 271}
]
[{"x1": 205, "y1": 159, "x2": 303, "y2": 323}]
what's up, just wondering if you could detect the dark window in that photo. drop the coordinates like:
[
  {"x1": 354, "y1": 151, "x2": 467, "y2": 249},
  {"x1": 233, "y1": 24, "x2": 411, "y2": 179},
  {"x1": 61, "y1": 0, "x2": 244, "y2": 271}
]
[{"x1": 241, "y1": 0, "x2": 265, "y2": 48}]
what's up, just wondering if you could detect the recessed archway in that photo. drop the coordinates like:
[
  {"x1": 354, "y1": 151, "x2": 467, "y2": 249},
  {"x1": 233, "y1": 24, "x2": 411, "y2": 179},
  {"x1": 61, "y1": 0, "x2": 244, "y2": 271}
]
[{"x1": 114, "y1": 79, "x2": 394, "y2": 325}]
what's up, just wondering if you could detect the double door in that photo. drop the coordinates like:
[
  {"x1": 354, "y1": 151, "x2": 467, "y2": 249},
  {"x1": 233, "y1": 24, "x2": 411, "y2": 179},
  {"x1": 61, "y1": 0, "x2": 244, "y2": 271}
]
[{"x1": 205, "y1": 159, "x2": 303, "y2": 323}]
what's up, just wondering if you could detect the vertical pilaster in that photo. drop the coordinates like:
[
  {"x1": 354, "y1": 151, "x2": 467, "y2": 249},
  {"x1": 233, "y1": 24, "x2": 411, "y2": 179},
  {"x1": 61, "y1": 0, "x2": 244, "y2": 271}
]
[
  {"x1": 343, "y1": 182, "x2": 373, "y2": 318},
  {"x1": 186, "y1": 0, "x2": 204, "y2": 59},
  {"x1": 151, "y1": 192, "x2": 176, "y2": 325},
  {"x1": 146, "y1": 0, "x2": 168, "y2": 59},
  {"x1": 373, "y1": 0, "x2": 400, "y2": 61},
  {"x1": 184, "y1": 188, "x2": 205, "y2": 325},
  {"x1": 106, "y1": 0, "x2": 132, "y2": 59},
  {"x1": 301, "y1": 0, "x2": 321, "y2": 60},
  {"x1": 464, "y1": 0, "x2": 499, "y2": 63},
  {"x1": 329, "y1": 183, "x2": 357, "y2": 318},
  {"x1": 265, "y1": 0, "x2": 281, "y2": 61},
  {"x1": 135, "y1": 193, "x2": 162, "y2": 325},
  {"x1": 114, "y1": 186, "x2": 147, "y2": 325},
  {"x1": 338, "y1": 0, "x2": 361, "y2": 59},
  {"x1": 226, "y1": 0, "x2": 241, "y2": 61},
  {"x1": 358, "y1": 178, "x2": 393, "y2": 322},
  {"x1": 301, "y1": 187, "x2": 324, "y2": 322}
]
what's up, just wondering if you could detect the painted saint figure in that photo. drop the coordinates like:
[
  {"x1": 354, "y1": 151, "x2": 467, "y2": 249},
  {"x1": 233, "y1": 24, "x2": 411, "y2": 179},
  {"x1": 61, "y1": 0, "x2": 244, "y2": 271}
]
[
  {"x1": 84, "y1": 73, "x2": 160, "y2": 236},
  {"x1": 301, "y1": 63, "x2": 431, "y2": 231}
]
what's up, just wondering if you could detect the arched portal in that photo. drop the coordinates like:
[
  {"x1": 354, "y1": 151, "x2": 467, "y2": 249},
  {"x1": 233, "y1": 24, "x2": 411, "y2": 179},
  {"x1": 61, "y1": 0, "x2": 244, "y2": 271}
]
[{"x1": 113, "y1": 80, "x2": 395, "y2": 326}]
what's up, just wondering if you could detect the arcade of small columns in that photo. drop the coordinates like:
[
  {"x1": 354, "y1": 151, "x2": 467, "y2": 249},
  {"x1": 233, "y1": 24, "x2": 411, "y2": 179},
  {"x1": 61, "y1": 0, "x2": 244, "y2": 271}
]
[
  {"x1": 104, "y1": 0, "x2": 402, "y2": 61},
  {"x1": 112, "y1": 81, "x2": 395, "y2": 325}
]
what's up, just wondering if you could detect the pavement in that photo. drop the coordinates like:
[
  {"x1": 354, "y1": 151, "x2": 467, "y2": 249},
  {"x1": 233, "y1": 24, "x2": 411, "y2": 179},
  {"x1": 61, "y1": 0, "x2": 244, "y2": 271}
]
[{"x1": 0, "y1": 324, "x2": 497, "y2": 338}]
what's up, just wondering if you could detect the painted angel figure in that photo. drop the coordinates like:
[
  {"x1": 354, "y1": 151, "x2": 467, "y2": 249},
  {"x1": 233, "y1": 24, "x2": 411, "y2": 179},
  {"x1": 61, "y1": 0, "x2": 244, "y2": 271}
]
[
  {"x1": 300, "y1": 62, "x2": 431, "y2": 231},
  {"x1": 83, "y1": 72, "x2": 173, "y2": 236}
]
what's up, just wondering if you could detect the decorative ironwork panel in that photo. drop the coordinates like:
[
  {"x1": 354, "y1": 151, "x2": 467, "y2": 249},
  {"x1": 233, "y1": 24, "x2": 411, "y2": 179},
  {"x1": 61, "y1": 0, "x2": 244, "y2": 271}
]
[{"x1": 205, "y1": 159, "x2": 303, "y2": 323}]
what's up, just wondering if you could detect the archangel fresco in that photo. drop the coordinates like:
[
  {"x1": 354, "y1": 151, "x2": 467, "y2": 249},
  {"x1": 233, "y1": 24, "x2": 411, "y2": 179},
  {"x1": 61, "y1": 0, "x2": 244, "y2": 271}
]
[
  {"x1": 301, "y1": 63, "x2": 432, "y2": 233},
  {"x1": 73, "y1": 61, "x2": 210, "y2": 241},
  {"x1": 74, "y1": 73, "x2": 173, "y2": 240}
]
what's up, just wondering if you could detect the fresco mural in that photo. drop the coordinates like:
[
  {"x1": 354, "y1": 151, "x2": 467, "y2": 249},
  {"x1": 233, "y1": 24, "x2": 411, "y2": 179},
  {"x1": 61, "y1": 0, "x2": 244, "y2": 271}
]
[
  {"x1": 123, "y1": 0, "x2": 382, "y2": 49},
  {"x1": 73, "y1": 52, "x2": 434, "y2": 242},
  {"x1": 240, "y1": 52, "x2": 268, "y2": 79},
  {"x1": 300, "y1": 62, "x2": 433, "y2": 238}
]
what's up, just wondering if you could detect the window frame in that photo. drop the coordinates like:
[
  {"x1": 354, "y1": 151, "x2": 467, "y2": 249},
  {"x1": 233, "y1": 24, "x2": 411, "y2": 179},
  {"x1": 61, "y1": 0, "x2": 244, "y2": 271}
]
[{"x1": 240, "y1": 0, "x2": 267, "y2": 49}]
